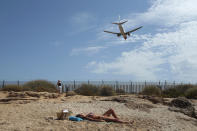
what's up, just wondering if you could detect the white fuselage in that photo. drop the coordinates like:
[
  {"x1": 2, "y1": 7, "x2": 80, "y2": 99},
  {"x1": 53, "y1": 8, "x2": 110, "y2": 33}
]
[{"x1": 118, "y1": 24, "x2": 127, "y2": 40}]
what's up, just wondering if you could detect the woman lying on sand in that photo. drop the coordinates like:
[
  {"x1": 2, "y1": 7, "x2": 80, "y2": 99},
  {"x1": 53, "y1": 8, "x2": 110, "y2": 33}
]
[{"x1": 76, "y1": 109, "x2": 133, "y2": 124}]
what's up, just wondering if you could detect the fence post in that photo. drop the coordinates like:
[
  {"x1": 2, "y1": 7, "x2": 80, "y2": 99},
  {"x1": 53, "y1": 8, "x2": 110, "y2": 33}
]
[
  {"x1": 102, "y1": 80, "x2": 104, "y2": 86},
  {"x1": 2, "y1": 80, "x2": 5, "y2": 88},
  {"x1": 136, "y1": 83, "x2": 138, "y2": 94},
  {"x1": 139, "y1": 84, "x2": 141, "y2": 93},
  {"x1": 67, "y1": 84, "x2": 70, "y2": 92},
  {"x1": 74, "y1": 80, "x2": 75, "y2": 89},
  {"x1": 65, "y1": 84, "x2": 67, "y2": 93},
  {"x1": 164, "y1": 80, "x2": 167, "y2": 90},
  {"x1": 17, "y1": 80, "x2": 20, "y2": 88},
  {"x1": 130, "y1": 81, "x2": 132, "y2": 93},
  {"x1": 116, "y1": 81, "x2": 119, "y2": 90}
]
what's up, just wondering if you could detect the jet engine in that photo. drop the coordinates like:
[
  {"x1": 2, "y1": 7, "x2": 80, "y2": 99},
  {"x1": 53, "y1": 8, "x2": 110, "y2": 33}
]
[{"x1": 117, "y1": 34, "x2": 121, "y2": 37}]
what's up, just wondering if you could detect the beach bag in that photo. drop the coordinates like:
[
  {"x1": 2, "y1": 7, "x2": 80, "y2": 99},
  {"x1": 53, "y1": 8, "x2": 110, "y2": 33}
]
[{"x1": 57, "y1": 109, "x2": 72, "y2": 120}]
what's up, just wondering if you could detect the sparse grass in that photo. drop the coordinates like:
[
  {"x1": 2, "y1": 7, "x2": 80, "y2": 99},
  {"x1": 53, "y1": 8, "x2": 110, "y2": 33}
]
[
  {"x1": 1, "y1": 84, "x2": 22, "y2": 92},
  {"x1": 100, "y1": 85, "x2": 116, "y2": 96},
  {"x1": 141, "y1": 85, "x2": 161, "y2": 96},
  {"x1": 74, "y1": 84, "x2": 99, "y2": 96}
]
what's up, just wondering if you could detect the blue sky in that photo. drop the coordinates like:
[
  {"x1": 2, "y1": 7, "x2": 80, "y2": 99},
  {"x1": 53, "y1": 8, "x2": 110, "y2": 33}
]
[{"x1": 1, "y1": 0, "x2": 197, "y2": 82}]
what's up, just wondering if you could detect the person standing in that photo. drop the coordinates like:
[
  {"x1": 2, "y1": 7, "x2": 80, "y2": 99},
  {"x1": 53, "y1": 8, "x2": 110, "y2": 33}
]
[{"x1": 57, "y1": 80, "x2": 62, "y2": 93}]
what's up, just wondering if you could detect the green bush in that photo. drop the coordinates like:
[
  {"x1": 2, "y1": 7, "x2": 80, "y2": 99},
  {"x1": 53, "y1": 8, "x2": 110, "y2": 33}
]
[
  {"x1": 74, "y1": 84, "x2": 99, "y2": 96},
  {"x1": 100, "y1": 86, "x2": 116, "y2": 96},
  {"x1": 141, "y1": 86, "x2": 161, "y2": 96},
  {"x1": 23, "y1": 80, "x2": 58, "y2": 93},
  {"x1": 1, "y1": 84, "x2": 22, "y2": 92},
  {"x1": 162, "y1": 84, "x2": 194, "y2": 98},
  {"x1": 115, "y1": 88, "x2": 126, "y2": 95},
  {"x1": 185, "y1": 87, "x2": 197, "y2": 99}
]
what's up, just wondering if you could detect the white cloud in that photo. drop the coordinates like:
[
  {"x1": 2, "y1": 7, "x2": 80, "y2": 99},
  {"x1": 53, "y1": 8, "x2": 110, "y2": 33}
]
[
  {"x1": 127, "y1": 0, "x2": 197, "y2": 27},
  {"x1": 88, "y1": 50, "x2": 164, "y2": 80},
  {"x1": 70, "y1": 46, "x2": 106, "y2": 56},
  {"x1": 87, "y1": 0, "x2": 197, "y2": 82}
]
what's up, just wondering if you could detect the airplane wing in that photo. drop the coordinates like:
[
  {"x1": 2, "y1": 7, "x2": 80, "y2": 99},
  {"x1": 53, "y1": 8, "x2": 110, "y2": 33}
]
[
  {"x1": 104, "y1": 30, "x2": 121, "y2": 35},
  {"x1": 126, "y1": 26, "x2": 143, "y2": 34}
]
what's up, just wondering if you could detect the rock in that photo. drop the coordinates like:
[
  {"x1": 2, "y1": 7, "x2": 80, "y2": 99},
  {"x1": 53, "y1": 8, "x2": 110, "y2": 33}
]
[
  {"x1": 8, "y1": 92, "x2": 19, "y2": 97},
  {"x1": 7, "y1": 92, "x2": 27, "y2": 98},
  {"x1": 140, "y1": 95, "x2": 164, "y2": 104},
  {"x1": 170, "y1": 97, "x2": 192, "y2": 108},
  {"x1": 18, "y1": 92, "x2": 26, "y2": 98},
  {"x1": 169, "y1": 97, "x2": 197, "y2": 119},
  {"x1": 44, "y1": 93, "x2": 59, "y2": 98},
  {"x1": 111, "y1": 97, "x2": 128, "y2": 103},
  {"x1": 61, "y1": 98, "x2": 65, "y2": 101},
  {"x1": 65, "y1": 91, "x2": 77, "y2": 97},
  {"x1": 25, "y1": 91, "x2": 40, "y2": 98},
  {"x1": 52, "y1": 93, "x2": 59, "y2": 98},
  {"x1": 125, "y1": 101, "x2": 155, "y2": 112}
]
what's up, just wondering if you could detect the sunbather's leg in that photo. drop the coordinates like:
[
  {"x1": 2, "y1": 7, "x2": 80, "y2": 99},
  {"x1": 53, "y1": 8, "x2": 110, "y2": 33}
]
[{"x1": 103, "y1": 109, "x2": 118, "y2": 118}]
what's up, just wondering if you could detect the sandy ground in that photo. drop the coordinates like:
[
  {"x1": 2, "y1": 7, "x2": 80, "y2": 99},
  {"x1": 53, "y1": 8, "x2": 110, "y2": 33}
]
[{"x1": 0, "y1": 92, "x2": 197, "y2": 131}]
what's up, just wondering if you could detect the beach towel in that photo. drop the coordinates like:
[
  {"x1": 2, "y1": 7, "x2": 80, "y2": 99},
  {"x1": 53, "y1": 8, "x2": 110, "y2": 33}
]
[{"x1": 69, "y1": 116, "x2": 83, "y2": 121}]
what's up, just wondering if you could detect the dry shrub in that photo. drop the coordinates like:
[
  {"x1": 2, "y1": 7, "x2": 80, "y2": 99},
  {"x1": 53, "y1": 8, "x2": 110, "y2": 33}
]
[
  {"x1": 74, "y1": 84, "x2": 99, "y2": 96},
  {"x1": 23, "y1": 80, "x2": 58, "y2": 93},
  {"x1": 162, "y1": 84, "x2": 195, "y2": 98},
  {"x1": 100, "y1": 86, "x2": 116, "y2": 96},
  {"x1": 141, "y1": 86, "x2": 161, "y2": 96},
  {"x1": 185, "y1": 87, "x2": 197, "y2": 99},
  {"x1": 162, "y1": 88, "x2": 181, "y2": 98},
  {"x1": 1, "y1": 85, "x2": 22, "y2": 92}
]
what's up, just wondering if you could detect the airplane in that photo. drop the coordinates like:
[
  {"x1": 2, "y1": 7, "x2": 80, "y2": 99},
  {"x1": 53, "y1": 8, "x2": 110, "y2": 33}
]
[{"x1": 104, "y1": 20, "x2": 143, "y2": 40}]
